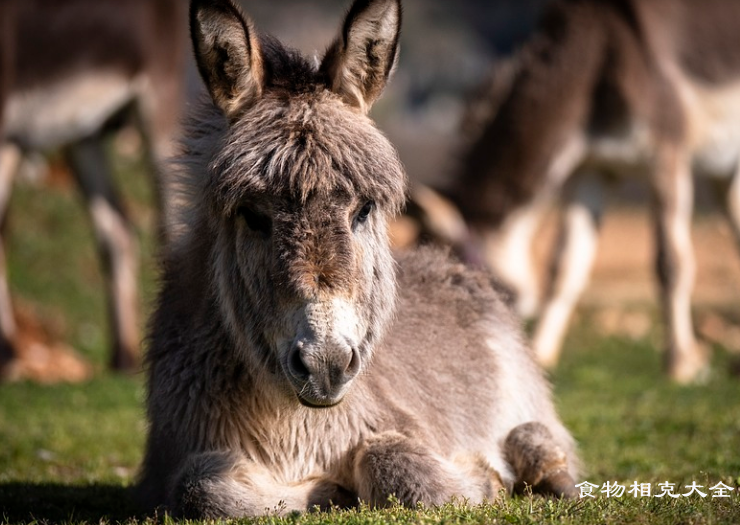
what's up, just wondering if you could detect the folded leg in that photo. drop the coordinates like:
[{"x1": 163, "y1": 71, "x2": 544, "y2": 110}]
[
  {"x1": 171, "y1": 451, "x2": 354, "y2": 518},
  {"x1": 353, "y1": 431, "x2": 503, "y2": 508},
  {"x1": 504, "y1": 422, "x2": 577, "y2": 498}
]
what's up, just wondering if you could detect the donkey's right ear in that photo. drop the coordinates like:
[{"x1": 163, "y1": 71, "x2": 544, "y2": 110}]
[{"x1": 190, "y1": 0, "x2": 264, "y2": 119}]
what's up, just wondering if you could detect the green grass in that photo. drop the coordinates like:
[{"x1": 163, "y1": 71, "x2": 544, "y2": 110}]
[
  {"x1": 4, "y1": 335, "x2": 739, "y2": 525},
  {"x1": 1, "y1": 145, "x2": 740, "y2": 523}
]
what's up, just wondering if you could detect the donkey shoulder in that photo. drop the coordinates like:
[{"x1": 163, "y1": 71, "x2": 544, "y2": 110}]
[
  {"x1": 385, "y1": 246, "x2": 525, "y2": 375},
  {"x1": 394, "y1": 247, "x2": 516, "y2": 324}
]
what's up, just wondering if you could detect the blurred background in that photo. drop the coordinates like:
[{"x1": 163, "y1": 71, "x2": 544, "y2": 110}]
[{"x1": 1, "y1": 0, "x2": 739, "y2": 379}]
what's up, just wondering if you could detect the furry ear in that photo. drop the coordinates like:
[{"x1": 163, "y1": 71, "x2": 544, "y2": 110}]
[
  {"x1": 320, "y1": 0, "x2": 401, "y2": 114},
  {"x1": 190, "y1": 0, "x2": 263, "y2": 119}
]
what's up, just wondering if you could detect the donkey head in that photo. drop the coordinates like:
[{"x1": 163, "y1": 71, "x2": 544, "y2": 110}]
[{"x1": 189, "y1": 0, "x2": 405, "y2": 408}]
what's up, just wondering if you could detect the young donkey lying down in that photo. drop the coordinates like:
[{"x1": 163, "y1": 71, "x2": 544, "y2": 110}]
[{"x1": 138, "y1": 0, "x2": 579, "y2": 517}]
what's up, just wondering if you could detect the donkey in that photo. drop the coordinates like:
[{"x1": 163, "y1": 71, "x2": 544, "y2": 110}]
[
  {"x1": 444, "y1": 0, "x2": 740, "y2": 383},
  {"x1": 137, "y1": 0, "x2": 580, "y2": 518},
  {"x1": 0, "y1": 0, "x2": 187, "y2": 376}
]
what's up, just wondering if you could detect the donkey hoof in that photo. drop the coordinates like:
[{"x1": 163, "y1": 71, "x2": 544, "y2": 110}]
[
  {"x1": 534, "y1": 469, "x2": 578, "y2": 499},
  {"x1": 667, "y1": 346, "x2": 711, "y2": 385}
]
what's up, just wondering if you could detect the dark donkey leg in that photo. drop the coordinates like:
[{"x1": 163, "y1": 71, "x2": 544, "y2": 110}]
[
  {"x1": 504, "y1": 422, "x2": 577, "y2": 498},
  {"x1": 353, "y1": 431, "x2": 504, "y2": 507},
  {"x1": 65, "y1": 133, "x2": 139, "y2": 372},
  {"x1": 0, "y1": 0, "x2": 18, "y2": 377},
  {"x1": 0, "y1": 143, "x2": 21, "y2": 377}
]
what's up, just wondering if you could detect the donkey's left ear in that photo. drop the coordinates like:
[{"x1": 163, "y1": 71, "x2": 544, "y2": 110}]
[
  {"x1": 320, "y1": 0, "x2": 401, "y2": 114},
  {"x1": 190, "y1": 0, "x2": 264, "y2": 120}
]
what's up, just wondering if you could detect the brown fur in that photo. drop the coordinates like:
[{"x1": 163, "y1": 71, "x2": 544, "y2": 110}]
[
  {"x1": 137, "y1": 0, "x2": 580, "y2": 518},
  {"x1": 451, "y1": 0, "x2": 609, "y2": 225},
  {"x1": 442, "y1": 0, "x2": 740, "y2": 382},
  {"x1": 0, "y1": 0, "x2": 187, "y2": 374},
  {"x1": 450, "y1": 0, "x2": 687, "y2": 225},
  {"x1": 636, "y1": 0, "x2": 740, "y2": 84}
]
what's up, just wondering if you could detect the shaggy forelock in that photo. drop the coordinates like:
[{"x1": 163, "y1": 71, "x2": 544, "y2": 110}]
[{"x1": 209, "y1": 91, "x2": 407, "y2": 216}]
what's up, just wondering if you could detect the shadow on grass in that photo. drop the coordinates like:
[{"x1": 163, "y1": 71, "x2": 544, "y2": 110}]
[{"x1": 0, "y1": 482, "x2": 141, "y2": 524}]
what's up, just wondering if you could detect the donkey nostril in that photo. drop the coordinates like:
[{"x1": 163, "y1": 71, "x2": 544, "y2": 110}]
[
  {"x1": 288, "y1": 346, "x2": 310, "y2": 380},
  {"x1": 345, "y1": 347, "x2": 360, "y2": 377}
]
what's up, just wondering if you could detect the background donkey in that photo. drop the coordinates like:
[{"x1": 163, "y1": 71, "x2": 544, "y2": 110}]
[
  {"x1": 0, "y1": 0, "x2": 187, "y2": 377},
  {"x1": 443, "y1": 0, "x2": 740, "y2": 383},
  {"x1": 138, "y1": 0, "x2": 579, "y2": 517}
]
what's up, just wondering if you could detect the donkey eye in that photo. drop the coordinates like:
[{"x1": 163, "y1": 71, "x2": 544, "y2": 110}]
[
  {"x1": 238, "y1": 206, "x2": 272, "y2": 237},
  {"x1": 353, "y1": 201, "x2": 375, "y2": 229}
]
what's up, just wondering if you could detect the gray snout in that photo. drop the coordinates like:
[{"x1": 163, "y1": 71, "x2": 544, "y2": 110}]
[{"x1": 286, "y1": 338, "x2": 360, "y2": 408}]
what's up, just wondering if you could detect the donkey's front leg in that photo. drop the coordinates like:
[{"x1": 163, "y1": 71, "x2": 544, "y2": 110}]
[
  {"x1": 171, "y1": 451, "x2": 354, "y2": 518},
  {"x1": 353, "y1": 431, "x2": 503, "y2": 508},
  {"x1": 651, "y1": 148, "x2": 707, "y2": 383},
  {"x1": 504, "y1": 422, "x2": 577, "y2": 498}
]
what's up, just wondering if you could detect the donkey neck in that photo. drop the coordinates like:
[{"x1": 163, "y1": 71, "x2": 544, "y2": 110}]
[{"x1": 234, "y1": 381, "x2": 383, "y2": 482}]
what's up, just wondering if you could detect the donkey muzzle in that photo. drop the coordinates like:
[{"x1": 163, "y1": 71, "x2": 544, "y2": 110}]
[{"x1": 285, "y1": 337, "x2": 361, "y2": 408}]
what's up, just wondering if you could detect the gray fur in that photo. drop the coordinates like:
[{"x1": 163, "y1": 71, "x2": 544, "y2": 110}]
[{"x1": 138, "y1": 0, "x2": 580, "y2": 517}]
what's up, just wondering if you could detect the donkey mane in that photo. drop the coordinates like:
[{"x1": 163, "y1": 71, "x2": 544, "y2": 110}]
[
  {"x1": 259, "y1": 35, "x2": 323, "y2": 93},
  {"x1": 211, "y1": 96, "x2": 406, "y2": 212}
]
